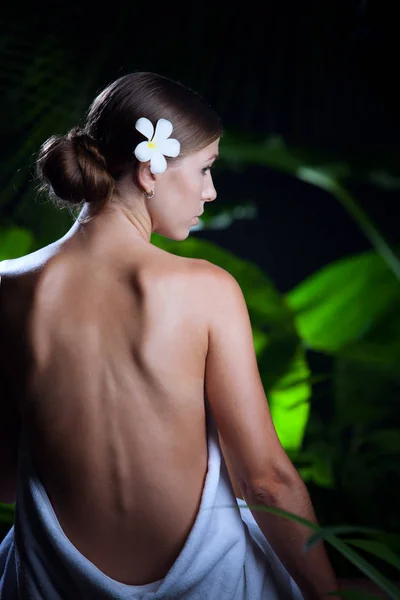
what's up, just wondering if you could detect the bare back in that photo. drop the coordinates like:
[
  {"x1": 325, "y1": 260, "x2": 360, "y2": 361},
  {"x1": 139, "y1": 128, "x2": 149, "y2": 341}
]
[{"x1": 0, "y1": 240, "x2": 211, "y2": 585}]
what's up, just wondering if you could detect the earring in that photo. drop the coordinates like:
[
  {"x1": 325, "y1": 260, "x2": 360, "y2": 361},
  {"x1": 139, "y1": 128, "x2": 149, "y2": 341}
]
[{"x1": 143, "y1": 189, "x2": 154, "y2": 199}]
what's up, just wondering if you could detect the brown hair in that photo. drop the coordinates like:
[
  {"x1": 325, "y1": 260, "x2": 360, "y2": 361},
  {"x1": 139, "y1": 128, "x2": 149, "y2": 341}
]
[{"x1": 36, "y1": 72, "x2": 223, "y2": 223}]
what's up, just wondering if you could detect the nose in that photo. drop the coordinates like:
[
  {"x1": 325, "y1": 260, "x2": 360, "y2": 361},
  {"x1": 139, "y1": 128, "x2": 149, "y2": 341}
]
[{"x1": 202, "y1": 176, "x2": 217, "y2": 203}]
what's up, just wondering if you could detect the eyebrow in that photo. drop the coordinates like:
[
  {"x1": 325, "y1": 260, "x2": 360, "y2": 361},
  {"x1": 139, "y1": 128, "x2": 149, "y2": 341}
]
[{"x1": 207, "y1": 154, "x2": 219, "y2": 161}]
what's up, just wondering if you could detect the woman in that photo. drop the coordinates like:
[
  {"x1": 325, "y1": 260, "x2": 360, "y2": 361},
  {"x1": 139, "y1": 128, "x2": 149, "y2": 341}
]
[{"x1": 0, "y1": 72, "x2": 338, "y2": 599}]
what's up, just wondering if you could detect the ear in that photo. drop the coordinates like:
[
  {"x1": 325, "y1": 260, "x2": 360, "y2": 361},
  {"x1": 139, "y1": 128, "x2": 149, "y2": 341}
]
[{"x1": 136, "y1": 161, "x2": 157, "y2": 193}]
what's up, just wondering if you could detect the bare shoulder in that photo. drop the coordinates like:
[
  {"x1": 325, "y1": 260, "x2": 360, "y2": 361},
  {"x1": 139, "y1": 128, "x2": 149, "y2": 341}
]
[
  {"x1": 148, "y1": 252, "x2": 211, "y2": 283},
  {"x1": 177, "y1": 257, "x2": 241, "y2": 307},
  {"x1": 189, "y1": 258, "x2": 244, "y2": 311},
  {"x1": 185, "y1": 257, "x2": 238, "y2": 288}
]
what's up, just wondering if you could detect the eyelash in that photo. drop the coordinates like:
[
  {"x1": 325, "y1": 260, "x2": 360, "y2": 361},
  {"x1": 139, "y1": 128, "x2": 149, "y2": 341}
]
[{"x1": 202, "y1": 166, "x2": 212, "y2": 175}]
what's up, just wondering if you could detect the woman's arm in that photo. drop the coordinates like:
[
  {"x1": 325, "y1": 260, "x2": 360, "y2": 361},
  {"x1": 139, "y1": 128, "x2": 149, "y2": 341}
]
[{"x1": 218, "y1": 430, "x2": 244, "y2": 500}]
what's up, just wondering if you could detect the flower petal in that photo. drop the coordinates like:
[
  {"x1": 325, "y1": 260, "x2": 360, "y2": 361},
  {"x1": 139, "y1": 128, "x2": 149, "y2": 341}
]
[
  {"x1": 153, "y1": 119, "x2": 173, "y2": 143},
  {"x1": 150, "y1": 152, "x2": 167, "y2": 174},
  {"x1": 135, "y1": 117, "x2": 154, "y2": 141},
  {"x1": 158, "y1": 138, "x2": 180, "y2": 157},
  {"x1": 134, "y1": 141, "x2": 153, "y2": 162}
]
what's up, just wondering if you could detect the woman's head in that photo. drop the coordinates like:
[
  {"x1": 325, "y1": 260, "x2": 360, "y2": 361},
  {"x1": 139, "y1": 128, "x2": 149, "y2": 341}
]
[{"x1": 36, "y1": 72, "x2": 222, "y2": 240}]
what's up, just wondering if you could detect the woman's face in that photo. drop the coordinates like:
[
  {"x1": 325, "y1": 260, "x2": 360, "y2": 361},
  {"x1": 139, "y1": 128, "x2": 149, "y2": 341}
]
[{"x1": 149, "y1": 138, "x2": 220, "y2": 240}]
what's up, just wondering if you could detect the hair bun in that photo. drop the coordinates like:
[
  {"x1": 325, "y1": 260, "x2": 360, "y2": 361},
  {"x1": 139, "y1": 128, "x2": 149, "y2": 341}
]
[
  {"x1": 68, "y1": 126, "x2": 107, "y2": 170},
  {"x1": 36, "y1": 126, "x2": 115, "y2": 209}
]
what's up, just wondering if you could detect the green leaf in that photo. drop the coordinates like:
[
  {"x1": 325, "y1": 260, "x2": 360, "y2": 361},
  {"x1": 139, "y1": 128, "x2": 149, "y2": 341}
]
[
  {"x1": 370, "y1": 533, "x2": 400, "y2": 555},
  {"x1": 369, "y1": 170, "x2": 400, "y2": 190},
  {"x1": 296, "y1": 441, "x2": 335, "y2": 487},
  {"x1": 214, "y1": 502, "x2": 321, "y2": 531},
  {"x1": 0, "y1": 226, "x2": 34, "y2": 260},
  {"x1": 266, "y1": 345, "x2": 311, "y2": 455},
  {"x1": 327, "y1": 537, "x2": 400, "y2": 600},
  {"x1": 306, "y1": 527, "x2": 383, "y2": 550},
  {"x1": 284, "y1": 249, "x2": 400, "y2": 375},
  {"x1": 346, "y1": 539, "x2": 400, "y2": 573}
]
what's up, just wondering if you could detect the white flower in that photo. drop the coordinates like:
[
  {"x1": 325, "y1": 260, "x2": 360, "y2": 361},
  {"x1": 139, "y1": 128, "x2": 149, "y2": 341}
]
[{"x1": 134, "y1": 118, "x2": 180, "y2": 174}]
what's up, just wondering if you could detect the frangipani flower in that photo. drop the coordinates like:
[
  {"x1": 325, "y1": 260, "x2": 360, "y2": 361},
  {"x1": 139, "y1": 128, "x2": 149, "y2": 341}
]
[{"x1": 134, "y1": 117, "x2": 181, "y2": 174}]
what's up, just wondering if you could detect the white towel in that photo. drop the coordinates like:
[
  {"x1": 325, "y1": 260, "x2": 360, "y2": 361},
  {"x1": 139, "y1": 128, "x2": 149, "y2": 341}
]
[{"x1": 0, "y1": 402, "x2": 303, "y2": 599}]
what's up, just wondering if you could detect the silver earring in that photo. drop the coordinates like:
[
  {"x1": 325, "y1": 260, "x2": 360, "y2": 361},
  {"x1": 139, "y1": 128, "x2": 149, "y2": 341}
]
[{"x1": 144, "y1": 189, "x2": 154, "y2": 199}]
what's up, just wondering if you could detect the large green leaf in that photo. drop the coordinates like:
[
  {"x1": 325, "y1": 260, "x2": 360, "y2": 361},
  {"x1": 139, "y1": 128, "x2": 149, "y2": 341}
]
[
  {"x1": 284, "y1": 249, "x2": 400, "y2": 375},
  {"x1": 264, "y1": 345, "x2": 311, "y2": 456}
]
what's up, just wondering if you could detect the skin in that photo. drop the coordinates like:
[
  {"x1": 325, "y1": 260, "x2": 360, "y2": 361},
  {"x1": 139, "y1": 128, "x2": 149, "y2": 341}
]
[{"x1": 0, "y1": 137, "x2": 245, "y2": 586}]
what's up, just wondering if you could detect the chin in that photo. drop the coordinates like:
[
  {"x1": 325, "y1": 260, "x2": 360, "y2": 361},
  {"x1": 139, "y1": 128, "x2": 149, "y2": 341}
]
[
  {"x1": 166, "y1": 232, "x2": 190, "y2": 241},
  {"x1": 154, "y1": 226, "x2": 191, "y2": 241}
]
